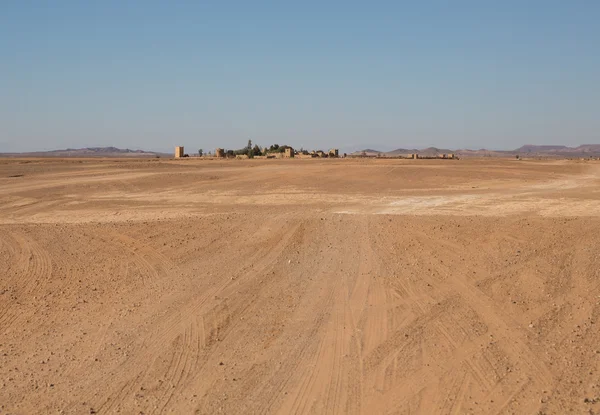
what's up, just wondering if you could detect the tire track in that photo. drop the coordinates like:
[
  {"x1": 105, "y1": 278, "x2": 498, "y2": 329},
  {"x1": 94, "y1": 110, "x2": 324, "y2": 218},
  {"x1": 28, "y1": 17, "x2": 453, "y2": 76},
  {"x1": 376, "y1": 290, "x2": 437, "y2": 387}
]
[
  {"x1": 0, "y1": 230, "x2": 53, "y2": 332},
  {"x1": 246, "y1": 222, "x2": 346, "y2": 415},
  {"x1": 407, "y1": 229, "x2": 552, "y2": 410},
  {"x1": 276, "y1": 218, "x2": 378, "y2": 414},
  {"x1": 356, "y1": 223, "x2": 498, "y2": 412},
  {"x1": 270, "y1": 280, "x2": 340, "y2": 415},
  {"x1": 91, "y1": 219, "x2": 302, "y2": 414}
]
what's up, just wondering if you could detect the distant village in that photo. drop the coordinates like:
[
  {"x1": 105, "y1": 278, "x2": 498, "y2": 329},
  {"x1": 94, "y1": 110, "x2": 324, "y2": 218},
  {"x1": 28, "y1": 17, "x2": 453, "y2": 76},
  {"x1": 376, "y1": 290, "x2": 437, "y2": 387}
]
[
  {"x1": 174, "y1": 141, "x2": 456, "y2": 160},
  {"x1": 174, "y1": 141, "x2": 341, "y2": 159}
]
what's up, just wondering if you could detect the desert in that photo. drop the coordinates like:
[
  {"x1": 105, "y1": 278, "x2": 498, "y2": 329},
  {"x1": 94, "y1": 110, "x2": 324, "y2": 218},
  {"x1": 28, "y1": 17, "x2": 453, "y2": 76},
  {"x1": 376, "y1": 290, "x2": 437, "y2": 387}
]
[{"x1": 2, "y1": 157, "x2": 600, "y2": 414}]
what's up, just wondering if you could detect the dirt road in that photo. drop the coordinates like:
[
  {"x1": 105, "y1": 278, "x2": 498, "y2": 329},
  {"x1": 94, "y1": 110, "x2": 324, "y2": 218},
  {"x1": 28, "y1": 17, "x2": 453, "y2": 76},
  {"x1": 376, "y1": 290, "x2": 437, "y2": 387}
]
[{"x1": 1, "y1": 157, "x2": 600, "y2": 414}]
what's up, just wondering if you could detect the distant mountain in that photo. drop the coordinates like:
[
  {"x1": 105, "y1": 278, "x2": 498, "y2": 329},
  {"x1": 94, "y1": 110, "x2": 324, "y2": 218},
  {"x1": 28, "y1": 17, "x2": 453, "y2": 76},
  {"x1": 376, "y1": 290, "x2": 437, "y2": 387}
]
[
  {"x1": 576, "y1": 144, "x2": 600, "y2": 152},
  {"x1": 358, "y1": 147, "x2": 457, "y2": 156},
  {"x1": 577, "y1": 144, "x2": 600, "y2": 152},
  {"x1": 349, "y1": 149, "x2": 385, "y2": 156},
  {"x1": 0, "y1": 147, "x2": 170, "y2": 158},
  {"x1": 515, "y1": 145, "x2": 569, "y2": 153},
  {"x1": 350, "y1": 144, "x2": 600, "y2": 158},
  {"x1": 420, "y1": 147, "x2": 453, "y2": 154},
  {"x1": 513, "y1": 144, "x2": 600, "y2": 156},
  {"x1": 454, "y1": 149, "x2": 511, "y2": 157},
  {"x1": 386, "y1": 148, "x2": 412, "y2": 155}
]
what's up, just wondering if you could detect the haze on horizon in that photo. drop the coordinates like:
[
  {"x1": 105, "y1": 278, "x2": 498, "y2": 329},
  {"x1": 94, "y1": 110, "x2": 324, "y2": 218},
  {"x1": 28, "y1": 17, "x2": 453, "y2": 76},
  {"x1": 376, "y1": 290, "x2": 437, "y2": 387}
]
[{"x1": 1, "y1": 1, "x2": 599, "y2": 154}]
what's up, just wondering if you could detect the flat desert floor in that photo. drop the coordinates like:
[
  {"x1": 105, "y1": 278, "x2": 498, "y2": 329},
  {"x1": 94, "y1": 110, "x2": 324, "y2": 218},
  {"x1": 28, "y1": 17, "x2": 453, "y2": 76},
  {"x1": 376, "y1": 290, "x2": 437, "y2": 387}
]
[{"x1": 2, "y1": 157, "x2": 600, "y2": 414}]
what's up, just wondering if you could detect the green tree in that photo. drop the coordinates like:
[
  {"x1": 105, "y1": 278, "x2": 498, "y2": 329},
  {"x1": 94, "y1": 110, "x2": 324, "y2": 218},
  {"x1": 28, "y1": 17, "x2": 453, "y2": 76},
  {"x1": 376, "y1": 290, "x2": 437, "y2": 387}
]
[{"x1": 198, "y1": 149, "x2": 203, "y2": 157}]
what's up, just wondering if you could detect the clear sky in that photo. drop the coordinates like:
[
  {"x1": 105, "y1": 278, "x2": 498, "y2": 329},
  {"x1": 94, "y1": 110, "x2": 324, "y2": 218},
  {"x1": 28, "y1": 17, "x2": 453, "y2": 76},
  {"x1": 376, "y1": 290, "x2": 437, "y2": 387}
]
[{"x1": 1, "y1": 1, "x2": 599, "y2": 153}]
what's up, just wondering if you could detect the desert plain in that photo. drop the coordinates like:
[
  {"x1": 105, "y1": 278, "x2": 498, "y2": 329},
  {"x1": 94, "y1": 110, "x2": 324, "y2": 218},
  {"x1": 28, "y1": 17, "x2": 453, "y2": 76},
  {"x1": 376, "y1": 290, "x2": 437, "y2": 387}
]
[{"x1": 1, "y1": 157, "x2": 600, "y2": 414}]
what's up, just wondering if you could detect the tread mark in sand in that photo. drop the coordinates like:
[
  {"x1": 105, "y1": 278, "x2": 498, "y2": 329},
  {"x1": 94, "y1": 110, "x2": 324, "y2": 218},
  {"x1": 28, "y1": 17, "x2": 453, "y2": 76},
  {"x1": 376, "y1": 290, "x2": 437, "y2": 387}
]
[
  {"x1": 96, "y1": 222, "x2": 301, "y2": 414},
  {"x1": 0, "y1": 231, "x2": 53, "y2": 331}
]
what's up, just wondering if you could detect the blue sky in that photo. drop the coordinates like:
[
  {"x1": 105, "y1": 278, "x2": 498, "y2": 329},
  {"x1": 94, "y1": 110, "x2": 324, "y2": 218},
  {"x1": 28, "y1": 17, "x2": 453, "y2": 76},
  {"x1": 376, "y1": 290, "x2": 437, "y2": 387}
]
[{"x1": 1, "y1": 1, "x2": 598, "y2": 153}]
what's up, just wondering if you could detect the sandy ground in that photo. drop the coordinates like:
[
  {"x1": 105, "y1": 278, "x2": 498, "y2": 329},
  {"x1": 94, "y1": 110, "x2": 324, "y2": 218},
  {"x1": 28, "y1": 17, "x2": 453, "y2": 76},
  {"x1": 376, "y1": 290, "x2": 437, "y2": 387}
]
[{"x1": 2, "y1": 157, "x2": 600, "y2": 414}]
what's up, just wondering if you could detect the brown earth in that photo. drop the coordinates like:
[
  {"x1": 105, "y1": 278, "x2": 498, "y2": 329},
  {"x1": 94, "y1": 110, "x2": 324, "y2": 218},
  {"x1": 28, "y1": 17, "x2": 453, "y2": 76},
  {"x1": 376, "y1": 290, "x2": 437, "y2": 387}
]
[{"x1": 1, "y1": 157, "x2": 600, "y2": 414}]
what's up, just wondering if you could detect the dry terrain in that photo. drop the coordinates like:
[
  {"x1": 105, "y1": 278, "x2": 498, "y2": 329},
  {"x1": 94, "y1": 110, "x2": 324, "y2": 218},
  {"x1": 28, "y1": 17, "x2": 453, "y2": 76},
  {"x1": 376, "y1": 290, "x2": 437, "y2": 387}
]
[{"x1": 2, "y1": 157, "x2": 600, "y2": 414}]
